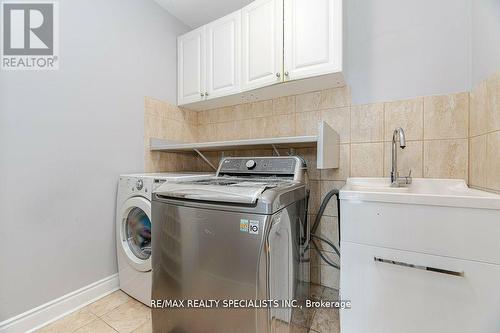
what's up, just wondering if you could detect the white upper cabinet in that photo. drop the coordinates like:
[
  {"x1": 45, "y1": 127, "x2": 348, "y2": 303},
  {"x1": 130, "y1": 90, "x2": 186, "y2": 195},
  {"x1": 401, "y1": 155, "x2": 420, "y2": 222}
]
[
  {"x1": 178, "y1": 26, "x2": 205, "y2": 105},
  {"x1": 206, "y1": 11, "x2": 241, "y2": 99},
  {"x1": 283, "y1": 0, "x2": 342, "y2": 81},
  {"x1": 177, "y1": 0, "x2": 344, "y2": 109},
  {"x1": 241, "y1": 0, "x2": 283, "y2": 91}
]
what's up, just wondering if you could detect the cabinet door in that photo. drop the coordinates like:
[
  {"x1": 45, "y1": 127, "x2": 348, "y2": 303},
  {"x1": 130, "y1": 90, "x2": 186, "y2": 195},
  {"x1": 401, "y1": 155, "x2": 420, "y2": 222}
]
[
  {"x1": 340, "y1": 241, "x2": 500, "y2": 333},
  {"x1": 178, "y1": 26, "x2": 205, "y2": 105},
  {"x1": 241, "y1": 0, "x2": 283, "y2": 91},
  {"x1": 206, "y1": 11, "x2": 241, "y2": 99},
  {"x1": 284, "y1": 0, "x2": 342, "y2": 81}
]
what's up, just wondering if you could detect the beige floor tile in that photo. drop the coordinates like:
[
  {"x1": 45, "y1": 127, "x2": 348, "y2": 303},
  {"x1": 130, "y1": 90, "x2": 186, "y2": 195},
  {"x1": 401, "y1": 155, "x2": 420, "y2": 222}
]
[
  {"x1": 423, "y1": 139, "x2": 468, "y2": 179},
  {"x1": 131, "y1": 319, "x2": 152, "y2": 333},
  {"x1": 384, "y1": 97, "x2": 423, "y2": 141},
  {"x1": 101, "y1": 300, "x2": 151, "y2": 333},
  {"x1": 87, "y1": 290, "x2": 132, "y2": 317},
  {"x1": 36, "y1": 307, "x2": 98, "y2": 333},
  {"x1": 351, "y1": 103, "x2": 384, "y2": 143},
  {"x1": 310, "y1": 308, "x2": 340, "y2": 333},
  {"x1": 423, "y1": 92, "x2": 469, "y2": 140},
  {"x1": 272, "y1": 319, "x2": 310, "y2": 333},
  {"x1": 74, "y1": 319, "x2": 117, "y2": 333}
]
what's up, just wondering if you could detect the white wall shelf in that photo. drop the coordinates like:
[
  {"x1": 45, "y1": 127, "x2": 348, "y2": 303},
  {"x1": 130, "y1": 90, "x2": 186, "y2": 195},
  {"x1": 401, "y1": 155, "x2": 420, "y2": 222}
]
[{"x1": 150, "y1": 121, "x2": 340, "y2": 169}]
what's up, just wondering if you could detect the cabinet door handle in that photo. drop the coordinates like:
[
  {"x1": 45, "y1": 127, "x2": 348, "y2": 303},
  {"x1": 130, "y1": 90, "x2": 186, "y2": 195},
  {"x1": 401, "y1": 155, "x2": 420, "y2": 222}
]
[
  {"x1": 200, "y1": 92, "x2": 205, "y2": 97},
  {"x1": 374, "y1": 257, "x2": 464, "y2": 277},
  {"x1": 276, "y1": 72, "x2": 281, "y2": 78},
  {"x1": 284, "y1": 71, "x2": 289, "y2": 77}
]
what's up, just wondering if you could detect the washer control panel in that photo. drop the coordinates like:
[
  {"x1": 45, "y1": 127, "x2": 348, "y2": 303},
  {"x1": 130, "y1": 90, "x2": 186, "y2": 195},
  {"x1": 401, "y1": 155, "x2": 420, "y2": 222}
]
[{"x1": 219, "y1": 157, "x2": 299, "y2": 175}]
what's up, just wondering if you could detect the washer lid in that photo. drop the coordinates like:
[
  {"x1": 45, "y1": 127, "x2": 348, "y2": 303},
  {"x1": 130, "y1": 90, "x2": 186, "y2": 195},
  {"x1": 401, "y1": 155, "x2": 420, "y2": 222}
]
[{"x1": 154, "y1": 177, "x2": 293, "y2": 204}]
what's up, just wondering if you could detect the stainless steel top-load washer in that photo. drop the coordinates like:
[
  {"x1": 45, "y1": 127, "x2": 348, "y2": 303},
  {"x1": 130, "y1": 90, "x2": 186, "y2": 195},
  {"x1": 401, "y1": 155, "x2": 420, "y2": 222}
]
[{"x1": 151, "y1": 156, "x2": 310, "y2": 333}]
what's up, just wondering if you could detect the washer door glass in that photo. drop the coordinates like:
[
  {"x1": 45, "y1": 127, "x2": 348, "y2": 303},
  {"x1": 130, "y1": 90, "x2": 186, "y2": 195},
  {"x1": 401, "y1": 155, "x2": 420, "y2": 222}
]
[{"x1": 125, "y1": 207, "x2": 152, "y2": 260}]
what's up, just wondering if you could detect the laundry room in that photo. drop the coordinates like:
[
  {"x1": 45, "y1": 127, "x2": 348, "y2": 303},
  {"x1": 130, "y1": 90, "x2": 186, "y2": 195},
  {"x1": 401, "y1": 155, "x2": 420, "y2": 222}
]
[{"x1": 1, "y1": 0, "x2": 499, "y2": 332}]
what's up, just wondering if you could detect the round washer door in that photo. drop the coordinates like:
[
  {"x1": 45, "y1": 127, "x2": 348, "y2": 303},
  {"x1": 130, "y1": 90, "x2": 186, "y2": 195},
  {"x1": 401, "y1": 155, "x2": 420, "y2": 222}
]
[{"x1": 119, "y1": 197, "x2": 152, "y2": 272}]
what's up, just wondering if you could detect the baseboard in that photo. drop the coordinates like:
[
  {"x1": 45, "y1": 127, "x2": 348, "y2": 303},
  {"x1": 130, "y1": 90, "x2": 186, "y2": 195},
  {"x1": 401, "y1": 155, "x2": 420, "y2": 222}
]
[{"x1": 0, "y1": 274, "x2": 119, "y2": 333}]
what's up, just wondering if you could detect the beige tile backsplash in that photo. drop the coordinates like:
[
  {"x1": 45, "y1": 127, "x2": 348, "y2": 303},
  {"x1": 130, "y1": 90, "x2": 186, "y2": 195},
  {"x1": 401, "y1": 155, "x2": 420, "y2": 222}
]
[
  {"x1": 424, "y1": 92, "x2": 469, "y2": 140},
  {"x1": 384, "y1": 97, "x2": 423, "y2": 141},
  {"x1": 350, "y1": 103, "x2": 384, "y2": 143},
  {"x1": 145, "y1": 70, "x2": 500, "y2": 289},
  {"x1": 383, "y1": 141, "x2": 423, "y2": 178},
  {"x1": 423, "y1": 139, "x2": 468, "y2": 179},
  {"x1": 144, "y1": 97, "x2": 198, "y2": 173},
  {"x1": 351, "y1": 143, "x2": 384, "y2": 177},
  {"x1": 468, "y1": 70, "x2": 500, "y2": 194}
]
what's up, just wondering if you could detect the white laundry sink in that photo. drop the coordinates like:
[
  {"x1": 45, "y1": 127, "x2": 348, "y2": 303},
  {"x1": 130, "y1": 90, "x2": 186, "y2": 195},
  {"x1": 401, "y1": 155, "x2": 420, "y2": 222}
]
[
  {"x1": 339, "y1": 178, "x2": 500, "y2": 333},
  {"x1": 341, "y1": 177, "x2": 500, "y2": 209}
]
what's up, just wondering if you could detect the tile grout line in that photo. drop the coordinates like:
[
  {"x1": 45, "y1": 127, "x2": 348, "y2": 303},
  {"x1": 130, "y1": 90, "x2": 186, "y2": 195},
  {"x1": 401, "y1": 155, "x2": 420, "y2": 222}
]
[
  {"x1": 421, "y1": 97, "x2": 425, "y2": 177},
  {"x1": 382, "y1": 102, "x2": 386, "y2": 177},
  {"x1": 467, "y1": 91, "x2": 471, "y2": 185}
]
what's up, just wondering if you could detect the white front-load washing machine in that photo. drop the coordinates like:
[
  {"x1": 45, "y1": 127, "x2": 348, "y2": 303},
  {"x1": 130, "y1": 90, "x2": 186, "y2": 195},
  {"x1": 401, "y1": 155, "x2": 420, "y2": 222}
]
[{"x1": 116, "y1": 173, "x2": 212, "y2": 306}]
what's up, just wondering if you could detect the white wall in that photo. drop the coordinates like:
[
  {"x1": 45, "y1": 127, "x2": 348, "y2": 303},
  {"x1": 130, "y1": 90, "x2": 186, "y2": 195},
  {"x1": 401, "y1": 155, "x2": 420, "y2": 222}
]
[
  {"x1": 471, "y1": 0, "x2": 500, "y2": 85},
  {"x1": 0, "y1": 0, "x2": 188, "y2": 321},
  {"x1": 345, "y1": 0, "x2": 471, "y2": 104}
]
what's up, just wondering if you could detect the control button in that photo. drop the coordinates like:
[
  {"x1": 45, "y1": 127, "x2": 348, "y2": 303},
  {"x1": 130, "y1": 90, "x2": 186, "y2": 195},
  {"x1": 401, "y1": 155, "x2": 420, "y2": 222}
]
[
  {"x1": 245, "y1": 160, "x2": 256, "y2": 169},
  {"x1": 136, "y1": 179, "x2": 144, "y2": 190}
]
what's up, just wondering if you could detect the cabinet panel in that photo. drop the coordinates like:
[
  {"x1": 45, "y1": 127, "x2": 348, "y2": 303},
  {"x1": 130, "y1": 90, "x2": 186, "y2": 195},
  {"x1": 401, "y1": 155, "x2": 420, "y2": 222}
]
[
  {"x1": 284, "y1": 0, "x2": 342, "y2": 81},
  {"x1": 178, "y1": 27, "x2": 205, "y2": 105},
  {"x1": 340, "y1": 242, "x2": 500, "y2": 333},
  {"x1": 206, "y1": 11, "x2": 241, "y2": 99},
  {"x1": 340, "y1": 199, "x2": 500, "y2": 265},
  {"x1": 241, "y1": 0, "x2": 283, "y2": 91}
]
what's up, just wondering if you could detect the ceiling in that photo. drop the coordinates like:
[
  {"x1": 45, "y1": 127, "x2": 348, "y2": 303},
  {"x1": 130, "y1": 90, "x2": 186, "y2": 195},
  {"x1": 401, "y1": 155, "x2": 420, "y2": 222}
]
[{"x1": 154, "y1": 0, "x2": 253, "y2": 28}]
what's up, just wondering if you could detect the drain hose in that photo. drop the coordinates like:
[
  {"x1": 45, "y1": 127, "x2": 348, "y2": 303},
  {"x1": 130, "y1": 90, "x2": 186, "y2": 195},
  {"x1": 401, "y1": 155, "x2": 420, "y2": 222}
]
[{"x1": 309, "y1": 189, "x2": 341, "y2": 269}]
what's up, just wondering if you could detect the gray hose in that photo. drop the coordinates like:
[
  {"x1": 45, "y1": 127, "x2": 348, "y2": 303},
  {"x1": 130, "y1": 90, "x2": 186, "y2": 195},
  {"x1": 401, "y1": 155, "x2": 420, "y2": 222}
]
[
  {"x1": 312, "y1": 240, "x2": 340, "y2": 269},
  {"x1": 309, "y1": 188, "x2": 341, "y2": 269},
  {"x1": 311, "y1": 234, "x2": 340, "y2": 256}
]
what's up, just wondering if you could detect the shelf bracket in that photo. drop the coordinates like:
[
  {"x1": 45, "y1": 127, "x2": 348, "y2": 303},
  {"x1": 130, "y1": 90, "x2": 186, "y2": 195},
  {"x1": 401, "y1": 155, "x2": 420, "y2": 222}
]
[
  {"x1": 194, "y1": 149, "x2": 217, "y2": 171},
  {"x1": 272, "y1": 144, "x2": 280, "y2": 156}
]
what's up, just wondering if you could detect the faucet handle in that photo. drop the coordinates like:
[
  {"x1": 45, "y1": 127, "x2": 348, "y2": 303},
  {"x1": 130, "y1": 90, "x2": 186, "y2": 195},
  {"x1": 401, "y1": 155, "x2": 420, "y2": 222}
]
[{"x1": 404, "y1": 169, "x2": 413, "y2": 184}]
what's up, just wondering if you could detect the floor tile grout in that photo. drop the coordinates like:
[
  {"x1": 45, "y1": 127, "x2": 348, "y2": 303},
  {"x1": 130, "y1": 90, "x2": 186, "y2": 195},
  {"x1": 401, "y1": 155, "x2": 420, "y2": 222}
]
[{"x1": 39, "y1": 286, "x2": 340, "y2": 333}]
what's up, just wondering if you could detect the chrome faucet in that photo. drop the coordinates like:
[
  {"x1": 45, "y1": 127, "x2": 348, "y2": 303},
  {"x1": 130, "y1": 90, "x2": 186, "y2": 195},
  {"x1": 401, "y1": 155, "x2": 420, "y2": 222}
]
[{"x1": 391, "y1": 128, "x2": 412, "y2": 187}]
